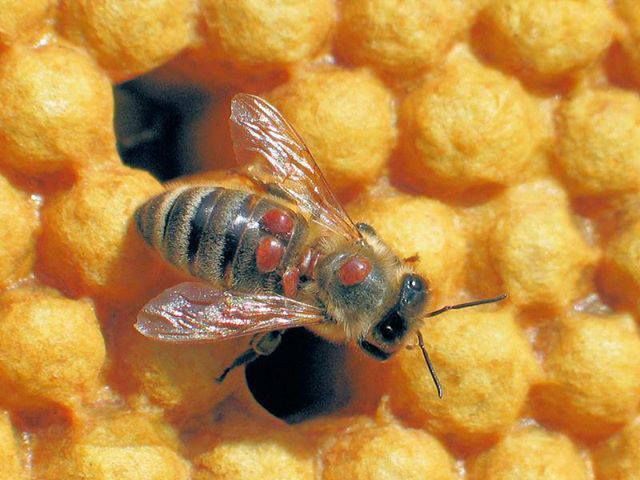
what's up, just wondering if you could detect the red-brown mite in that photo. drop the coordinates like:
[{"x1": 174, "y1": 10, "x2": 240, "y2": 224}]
[
  {"x1": 261, "y1": 208, "x2": 294, "y2": 238},
  {"x1": 256, "y1": 236, "x2": 284, "y2": 273},
  {"x1": 282, "y1": 267, "x2": 300, "y2": 298},
  {"x1": 338, "y1": 256, "x2": 372, "y2": 286}
]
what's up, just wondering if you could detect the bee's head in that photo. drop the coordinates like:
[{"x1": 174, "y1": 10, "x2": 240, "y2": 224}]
[
  {"x1": 312, "y1": 222, "x2": 459, "y2": 398},
  {"x1": 316, "y1": 224, "x2": 506, "y2": 400},
  {"x1": 313, "y1": 223, "x2": 429, "y2": 353},
  {"x1": 358, "y1": 272, "x2": 428, "y2": 360}
]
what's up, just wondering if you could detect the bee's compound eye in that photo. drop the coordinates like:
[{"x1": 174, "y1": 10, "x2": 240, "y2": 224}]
[
  {"x1": 407, "y1": 275, "x2": 426, "y2": 292},
  {"x1": 338, "y1": 255, "x2": 372, "y2": 286},
  {"x1": 398, "y1": 274, "x2": 428, "y2": 318}
]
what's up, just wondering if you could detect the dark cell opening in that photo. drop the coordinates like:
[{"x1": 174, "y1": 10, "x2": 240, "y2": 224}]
[
  {"x1": 245, "y1": 328, "x2": 351, "y2": 423},
  {"x1": 113, "y1": 78, "x2": 210, "y2": 181}
]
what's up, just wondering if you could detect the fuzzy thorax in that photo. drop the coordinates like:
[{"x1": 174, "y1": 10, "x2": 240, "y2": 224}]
[{"x1": 306, "y1": 230, "x2": 417, "y2": 343}]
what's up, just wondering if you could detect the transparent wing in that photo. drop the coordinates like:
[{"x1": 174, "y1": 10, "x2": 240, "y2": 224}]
[
  {"x1": 229, "y1": 93, "x2": 361, "y2": 241},
  {"x1": 136, "y1": 282, "x2": 326, "y2": 343}
]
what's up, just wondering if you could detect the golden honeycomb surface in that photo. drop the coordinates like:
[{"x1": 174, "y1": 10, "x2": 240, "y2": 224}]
[{"x1": 0, "y1": 1, "x2": 639, "y2": 479}]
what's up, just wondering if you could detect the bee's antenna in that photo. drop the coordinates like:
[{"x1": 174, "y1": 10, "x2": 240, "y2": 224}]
[
  {"x1": 425, "y1": 293, "x2": 507, "y2": 318},
  {"x1": 416, "y1": 330, "x2": 443, "y2": 399},
  {"x1": 412, "y1": 293, "x2": 507, "y2": 399}
]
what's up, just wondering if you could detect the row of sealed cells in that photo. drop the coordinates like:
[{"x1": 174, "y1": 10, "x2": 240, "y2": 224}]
[
  {"x1": 90, "y1": 0, "x2": 631, "y2": 87},
  {"x1": 396, "y1": 61, "x2": 640, "y2": 199},
  {"x1": 0, "y1": 0, "x2": 477, "y2": 84},
  {"x1": 407, "y1": 63, "x2": 640, "y2": 198},
  {"x1": 180, "y1": 0, "x2": 627, "y2": 89},
  {"x1": 0, "y1": 0, "x2": 633, "y2": 87},
  {"x1": 4, "y1": 401, "x2": 640, "y2": 480},
  {"x1": 184, "y1": 413, "x2": 639, "y2": 480},
  {"x1": 2, "y1": 39, "x2": 640, "y2": 202},
  {"x1": 346, "y1": 305, "x2": 640, "y2": 444},
  {"x1": 0, "y1": 0, "x2": 331, "y2": 83}
]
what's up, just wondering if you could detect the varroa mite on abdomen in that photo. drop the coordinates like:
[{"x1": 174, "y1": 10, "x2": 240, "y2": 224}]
[
  {"x1": 133, "y1": 93, "x2": 506, "y2": 393},
  {"x1": 136, "y1": 187, "x2": 309, "y2": 296}
]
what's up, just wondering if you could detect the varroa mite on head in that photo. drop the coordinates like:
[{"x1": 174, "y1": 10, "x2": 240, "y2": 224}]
[{"x1": 134, "y1": 94, "x2": 505, "y2": 397}]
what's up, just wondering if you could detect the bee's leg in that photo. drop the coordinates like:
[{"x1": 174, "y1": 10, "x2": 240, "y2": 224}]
[
  {"x1": 215, "y1": 331, "x2": 282, "y2": 383},
  {"x1": 215, "y1": 349, "x2": 257, "y2": 383}
]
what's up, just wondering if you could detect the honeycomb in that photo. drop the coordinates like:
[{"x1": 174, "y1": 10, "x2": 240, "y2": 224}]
[{"x1": 0, "y1": 0, "x2": 639, "y2": 479}]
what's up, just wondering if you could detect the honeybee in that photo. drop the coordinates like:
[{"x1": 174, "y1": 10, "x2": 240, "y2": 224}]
[{"x1": 135, "y1": 94, "x2": 505, "y2": 397}]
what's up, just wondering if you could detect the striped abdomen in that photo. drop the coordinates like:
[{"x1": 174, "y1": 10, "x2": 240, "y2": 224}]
[{"x1": 135, "y1": 187, "x2": 308, "y2": 293}]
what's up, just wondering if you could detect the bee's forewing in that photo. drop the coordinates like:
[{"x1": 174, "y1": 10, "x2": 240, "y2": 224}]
[
  {"x1": 136, "y1": 282, "x2": 325, "y2": 343},
  {"x1": 229, "y1": 93, "x2": 361, "y2": 241}
]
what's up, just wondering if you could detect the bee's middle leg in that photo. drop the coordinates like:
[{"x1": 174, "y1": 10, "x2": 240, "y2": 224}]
[{"x1": 215, "y1": 331, "x2": 282, "y2": 383}]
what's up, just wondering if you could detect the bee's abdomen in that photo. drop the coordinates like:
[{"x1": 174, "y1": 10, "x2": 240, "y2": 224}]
[{"x1": 135, "y1": 187, "x2": 307, "y2": 290}]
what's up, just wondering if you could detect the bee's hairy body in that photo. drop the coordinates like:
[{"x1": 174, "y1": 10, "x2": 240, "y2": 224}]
[
  {"x1": 136, "y1": 186, "x2": 310, "y2": 295},
  {"x1": 135, "y1": 185, "x2": 421, "y2": 350}
]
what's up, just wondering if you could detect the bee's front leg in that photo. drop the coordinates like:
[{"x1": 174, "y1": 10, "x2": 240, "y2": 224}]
[{"x1": 215, "y1": 331, "x2": 282, "y2": 383}]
